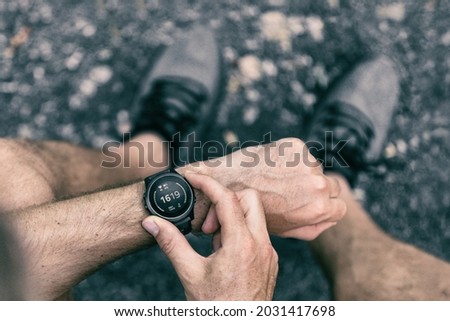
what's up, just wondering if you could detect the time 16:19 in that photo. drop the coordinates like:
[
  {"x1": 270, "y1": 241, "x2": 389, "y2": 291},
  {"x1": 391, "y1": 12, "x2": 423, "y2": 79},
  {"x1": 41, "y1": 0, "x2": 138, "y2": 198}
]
[{"x1": 160, "y1": 191, "x2": 181, "y2": 203}]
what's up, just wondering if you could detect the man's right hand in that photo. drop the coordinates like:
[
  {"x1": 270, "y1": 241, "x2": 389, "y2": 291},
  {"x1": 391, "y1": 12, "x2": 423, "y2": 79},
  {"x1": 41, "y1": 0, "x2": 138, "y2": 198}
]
[{"x1": 142, "y1": 172, "x2": 278, "y2": 301}]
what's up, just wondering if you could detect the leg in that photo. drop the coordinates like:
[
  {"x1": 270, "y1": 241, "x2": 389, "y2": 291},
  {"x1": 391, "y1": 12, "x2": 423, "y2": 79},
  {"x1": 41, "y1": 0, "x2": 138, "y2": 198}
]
[
  {"x1": 311, "y1": 174, "x2": 450, "y2": 300},
  {"x1": 0, "y1": 134, "x2": 167, "y2": 212},
  {"x1": 303, "y1": 55, "x2": 449, "y2": 299}
]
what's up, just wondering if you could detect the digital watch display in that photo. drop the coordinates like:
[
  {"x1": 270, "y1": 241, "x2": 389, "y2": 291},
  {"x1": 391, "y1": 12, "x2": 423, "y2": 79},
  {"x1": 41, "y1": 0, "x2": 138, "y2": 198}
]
[{"x1": 143, "y1": 169, "x2": 195, "y2": 234}]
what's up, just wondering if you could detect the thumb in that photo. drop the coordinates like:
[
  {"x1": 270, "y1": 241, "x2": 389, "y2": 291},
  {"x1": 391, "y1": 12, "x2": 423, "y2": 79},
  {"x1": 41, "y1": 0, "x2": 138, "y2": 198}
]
[{"x1": 142, "y1": 216, "x2": 203, "y2": 275}]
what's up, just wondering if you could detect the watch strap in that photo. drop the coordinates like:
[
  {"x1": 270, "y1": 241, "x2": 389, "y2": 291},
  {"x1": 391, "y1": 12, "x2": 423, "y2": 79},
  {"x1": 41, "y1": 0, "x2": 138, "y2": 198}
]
[
  {"x1": 176, "y1": 215, "x2": 192, "y2": 235},
  {"x1": 144, "y1": 168, "x2": 172, "y2": 188}
]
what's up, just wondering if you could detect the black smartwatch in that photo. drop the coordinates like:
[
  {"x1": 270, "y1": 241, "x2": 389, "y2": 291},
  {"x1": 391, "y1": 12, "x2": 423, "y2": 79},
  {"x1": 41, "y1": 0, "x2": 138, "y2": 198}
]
[{"x1": 143, "y1": 169, "x2": 195, "y2": 234}]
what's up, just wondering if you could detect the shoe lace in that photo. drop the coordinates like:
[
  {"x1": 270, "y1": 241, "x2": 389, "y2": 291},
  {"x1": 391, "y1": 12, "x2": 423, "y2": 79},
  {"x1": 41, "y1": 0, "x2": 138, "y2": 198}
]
[
  {"x1": 307, "y1": 101, "x2": 375, "y2": 171},
  {"x1": 137, "y1": 77, "x2": 207, "y2": 140}
]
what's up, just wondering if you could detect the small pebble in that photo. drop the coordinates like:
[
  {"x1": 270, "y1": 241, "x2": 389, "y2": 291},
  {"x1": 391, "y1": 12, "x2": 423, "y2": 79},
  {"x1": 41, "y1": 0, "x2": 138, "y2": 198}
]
[
  {"x1": 441, "y1": 31, "x2": 450, "y2": 46},
  {"x1": 116, "y1": 110, "x2": 131, "y2": 134},
  {"x1": 384, "y1": 142, "x2": 397, "y2": 158},
  {"x1": 223, "y1": 130, "x2": 239, "y2": 147},
  {"x1": 227, "y1": 74, "x2": 241, "y2": 93},
  {"x1": 431, "y1": 128, "x2": 450, "y2": 140},
  {"x1": 79, "y1": 78, "x2": 97, "y2": 97},
  {"x1": 261, "y1": 60, "x2": 278, "y2": 77},
  {"x1": 223, "y1": 46, "x2": 237, "y2": 63},
  {"x1": 396, "y1": 139, "x2": 407, "y2": 154},
  {"x1": 17, "y1": 124, "x2": 34, "y2": 139},
  {"x1": 305, "y1": 16, "x2": 324, "y2": 42},
  {"x1": 69, "y1": 94, "x2": 84, "y2": 110},
  {"x1": 312, "y1": 64, "x2": 329, "y2": 87},
  {"x1": 352, "y1": 188, "x2": 365, "y2": 202},
  {"x1": 98, "y1": 49, "x2": 112, "y2": 61},
  {"x1": 409, "y1": 135, "x2": 420, "y2": 149},
  {"x1": 33, "y1": 67, "x2": 45, "y2": 80},
  {"x1": 245, "y1": 89, "x2": 260, "y2": 102},
  {"x1": 260, "y1": 11, "x2": 292, "y2": 51},
  {"x1": 327, "y1": 0, "x2": 340, "y2": 9},
  {"x1": 268, "y1": 0, "x2": 286, "y2": 7},
  {"x1": 238, "y1": 55, "x2": 262, "y2": 82},
  {"x1": 65, "y1": 51, "x2": 84, "y2": 70},
  {"x1": 243, "y1": 106, "x2": 260, "y2": 125},
  {"x1": 376, "y1": 3, "x2": 406, "y2": 22},
  {"x1": 82, "y1": 24, "x2": 97, "y2": 37},
  {"x1": 287, "y1": 16, "x2": 305, "y2": 36},
  {"x1": 89, "y1": 66, "x2": 113, "y2": 84}
]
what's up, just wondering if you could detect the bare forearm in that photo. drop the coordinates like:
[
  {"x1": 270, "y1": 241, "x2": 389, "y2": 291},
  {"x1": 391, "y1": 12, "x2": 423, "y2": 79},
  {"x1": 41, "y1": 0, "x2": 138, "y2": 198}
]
[
  {"x1": 13, "y1": 182, "x2": 151, "y2": 299},
  {"x1": 12, "y1": 164, "x2": 214, "y2": 300}
]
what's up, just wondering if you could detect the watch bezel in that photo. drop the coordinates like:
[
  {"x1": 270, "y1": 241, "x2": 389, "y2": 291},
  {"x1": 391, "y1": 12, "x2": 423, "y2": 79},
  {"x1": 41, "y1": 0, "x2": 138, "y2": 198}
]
[{"x1": 144, "y1": 172, "x2": 195, "y2": 222}]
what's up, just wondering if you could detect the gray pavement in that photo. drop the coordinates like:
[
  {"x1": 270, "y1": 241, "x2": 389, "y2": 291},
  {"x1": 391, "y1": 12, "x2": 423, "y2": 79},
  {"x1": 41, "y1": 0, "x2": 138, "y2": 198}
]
[{"x1": 0, "y1": 0, "x2": 449, "y2": 300}]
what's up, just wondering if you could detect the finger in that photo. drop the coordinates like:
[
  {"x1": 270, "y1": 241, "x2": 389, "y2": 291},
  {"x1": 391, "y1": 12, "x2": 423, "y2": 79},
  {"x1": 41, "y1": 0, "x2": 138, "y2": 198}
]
[
  {"x1": 327, "y1": 176, "x2": 341, "y2": 198},
  {"x1": 202, "y1": 205, "x2": 220, "y2": 235},
  {"x1": 142, "y1": 216, "x2": 203, "y2": 274},
  {"x1": 266, "y1": 249, "x2": 279, "y2": 300},
  {"x1": 282, "y1": 198, "x2": 347, "y2": 228},
  {"x1": 280, "y1": 221, "x2": 338, "y2": 241},
  {"x1": 236, "y1": 189, "x2": 271, "y2": 244},
  {"x1": 185, "y1": 172, "x2": 247, "y2": 240},
  {"x1": 211, "y1": 230, "x2": 222, "y2": 253}
]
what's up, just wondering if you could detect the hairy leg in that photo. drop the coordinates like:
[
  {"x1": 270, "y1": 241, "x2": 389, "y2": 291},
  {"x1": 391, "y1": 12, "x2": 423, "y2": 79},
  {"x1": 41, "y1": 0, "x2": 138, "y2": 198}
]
[
  {"x1": 0, "y1": 134, "x2": 167, "y2": 212},
  {"x1": 311, "y1": 174, "x2": 450, "y2": 300}
]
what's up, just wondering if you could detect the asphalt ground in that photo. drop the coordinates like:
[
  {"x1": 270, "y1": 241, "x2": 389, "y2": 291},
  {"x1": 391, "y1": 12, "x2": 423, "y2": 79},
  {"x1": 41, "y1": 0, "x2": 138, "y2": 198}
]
[{"x1": 0, "y1": 0, "x2": 449, "y2": 300}]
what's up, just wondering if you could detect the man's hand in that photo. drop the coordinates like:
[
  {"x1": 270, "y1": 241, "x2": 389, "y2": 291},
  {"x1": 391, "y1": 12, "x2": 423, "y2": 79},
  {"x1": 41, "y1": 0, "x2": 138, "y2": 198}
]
[
  {"x1": 180, "y1": 138, "x2": 346, "y2": 240},
  {"x1": 142, "y1": 172, "x2": 278, "y2": 301}
]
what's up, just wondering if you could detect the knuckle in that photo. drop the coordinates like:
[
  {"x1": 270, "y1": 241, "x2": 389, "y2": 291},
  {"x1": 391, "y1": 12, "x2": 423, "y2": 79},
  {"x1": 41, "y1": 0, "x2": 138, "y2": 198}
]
[
  {"x1": 313, "y1": 201, "x2": 329, "y2": 216},
  {"x1": 337, "y1": 200, "x2": 347, "y2": 219},
  {"x1": 158, "y1": 236, "x2": 177, "y2": 257},
  {"x1": 277, "y1": 137, "x2": 304, "y2": 152},
  {"x1": 272, "y1": 249, "x2": 279, "y2": 264},
  {"x1": 224, "y1": 189, "x2": 238, "y2": 203},
  {"x1": 261, "y1": 243, "x2": 272, "y2": 256},
  {"x1": 265, "y1": 244, "x2": 276, "y2": 258},
  {"x1": 331, "y1": 177, "x2": 341, "y2": 192},
  {"x1": 313, "y1": 175, "x2": 329, "y2": 192},
  {"x1": 288, "y1": 137, "x2": 305, "y2": 149},
  {"x1": 243, "y1": 188, "x2": 260, "y2": 201},
  {"x1": 303, "y1": 150, "x2": 324, "y2": 172}
]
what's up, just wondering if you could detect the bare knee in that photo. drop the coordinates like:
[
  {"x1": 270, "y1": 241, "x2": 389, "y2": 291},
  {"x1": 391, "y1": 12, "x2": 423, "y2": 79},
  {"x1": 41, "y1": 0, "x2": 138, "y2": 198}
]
[{"x1": 0, "y1": 139, "x2": 56, "y2": 212}]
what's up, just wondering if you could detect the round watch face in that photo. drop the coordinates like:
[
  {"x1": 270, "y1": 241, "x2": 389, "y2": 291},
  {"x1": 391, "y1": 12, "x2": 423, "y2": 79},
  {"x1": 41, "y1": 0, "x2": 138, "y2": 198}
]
[{"x1": 146, "y1": 174, "x2": 194, "y2": 220}]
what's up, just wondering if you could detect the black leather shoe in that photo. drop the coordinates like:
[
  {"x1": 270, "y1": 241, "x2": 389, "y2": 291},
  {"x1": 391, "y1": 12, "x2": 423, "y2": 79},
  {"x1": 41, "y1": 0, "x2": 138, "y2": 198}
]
[
  {"x1": 306, "y1": 55, "x2": 400, "y2": 186},
  {"x1": 131, "y1": 25, "x2": 223, "y2": 167}
]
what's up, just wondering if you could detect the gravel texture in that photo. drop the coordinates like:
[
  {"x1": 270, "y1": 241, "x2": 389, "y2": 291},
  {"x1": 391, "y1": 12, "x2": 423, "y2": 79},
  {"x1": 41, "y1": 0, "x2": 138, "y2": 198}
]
[{"x1": 0, "y1": 0, "x2": 449, "y2": 300}]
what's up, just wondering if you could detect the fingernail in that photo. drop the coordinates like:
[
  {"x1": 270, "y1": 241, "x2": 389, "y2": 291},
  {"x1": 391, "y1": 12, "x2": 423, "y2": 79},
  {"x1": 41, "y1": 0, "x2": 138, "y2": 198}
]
[{"x1": 142, "y1": 219, "x2": 160, "y2": 237}]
